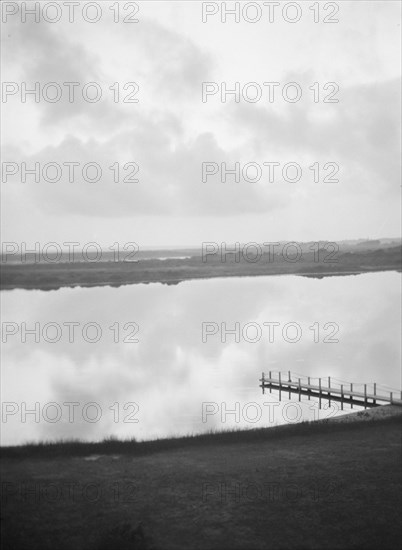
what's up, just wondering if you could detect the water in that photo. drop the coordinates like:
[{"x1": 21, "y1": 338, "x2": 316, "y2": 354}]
[{"x1": 1, "y1": 271, "x2": 400, "y2": 446}]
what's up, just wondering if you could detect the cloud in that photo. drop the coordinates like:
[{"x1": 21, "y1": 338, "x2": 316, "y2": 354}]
[
  {"x1": 229, "y1": 77, "x2": 401, "y2": 198},
  {"x1": 2, "y1": 128, "x2": 288, "y2": 218},
  {"x1": 2, "y1": 17, "x2": 104, "y2": 125},
  {"x1": 1, "y1": 2, "x2": 400, "y2": 243}
]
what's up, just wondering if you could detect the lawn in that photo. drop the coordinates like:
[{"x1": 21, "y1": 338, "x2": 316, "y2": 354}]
[{"x1": 1, "y1": 416, "x2": 401, "y2": 550}]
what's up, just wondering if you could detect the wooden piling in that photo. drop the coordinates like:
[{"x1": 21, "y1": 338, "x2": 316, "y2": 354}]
[
  {"x1": 308, "y1": 377, "x2": 310, "y2": 400},
  {"x1": 298, "y1": 378, "x2": 301, "y2": 401},
  {"x1": 269, "y1": 371, "x2": 272, "y2": 393},
  {"x1": 279, "y1": 371, "x2": 281, "y2": 401},
  {"x1": 328, "y1": 376, "x2": 331, "y2": 406},
  {"x1": 319, "y1": 378, "x2": 322, "y2": 409},
  {"x1": 288, "y1": 371, "x2": 291, "y2": 399},
  {"x1": 364, "y1": 384, "x2": 367, "y2": 409},
  {"x1": 262, "y1": 372, "x2": 265, "y2": 394},
  {"x1": 373, "y1": 383, "x2": 376, "y2": 406},
  {"x1": 350, "y1": 383, "x2": 353, "y2": 409},
  {"x1": 341, "y1": 384, "x2": 343, "y2": 410}
]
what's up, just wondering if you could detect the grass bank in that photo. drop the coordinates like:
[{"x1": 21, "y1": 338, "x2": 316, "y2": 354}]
[{"x1": 1, "y1": 414, "x2": 401, "y2": 550}]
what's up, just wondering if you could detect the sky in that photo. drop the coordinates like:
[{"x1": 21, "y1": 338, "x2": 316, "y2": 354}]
[{"x1": 1, "y1": 0, "x2": 401, "y2": 248}]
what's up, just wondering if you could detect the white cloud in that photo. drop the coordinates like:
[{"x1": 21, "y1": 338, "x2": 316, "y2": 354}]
[{"x1": 1, "y1": 1, "x2": 400, "y2": 245}]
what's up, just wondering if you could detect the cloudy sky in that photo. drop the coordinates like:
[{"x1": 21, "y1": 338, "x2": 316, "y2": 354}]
[{"x1": 1, "y1": 1, "x2": 401, "y2": 248}]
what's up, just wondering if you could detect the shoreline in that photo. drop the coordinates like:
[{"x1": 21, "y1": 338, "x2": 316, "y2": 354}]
[
  {"x1": 1, "y1": 266, "x2": 400, "y2": 292},
  {"x1": 2, "y1": 404, "x2": 401, "y2": 458},
  {"x1": 2, "y1": 397, "x2": 400, "y2": 549}
]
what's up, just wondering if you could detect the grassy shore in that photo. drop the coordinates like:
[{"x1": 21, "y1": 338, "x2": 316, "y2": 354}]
[
  {"x1": 1, "y1": 243, "x2": 401, "y2": 290},
  {"x1": 1, "y1": 413, "x2": 401, "y2": 550}
]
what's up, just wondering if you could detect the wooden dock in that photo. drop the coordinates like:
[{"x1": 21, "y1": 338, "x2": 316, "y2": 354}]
[{"x1": 259, "y1": 371, "x2": 402, "y2": 409}]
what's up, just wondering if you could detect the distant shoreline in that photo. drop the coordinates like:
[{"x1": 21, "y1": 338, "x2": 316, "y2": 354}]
[
  {"x1": 1, "y1": 241, "x2": 401, "y2": 291},
  {"x1": 1, "y1": 266, "x2": 401, "y2": 292}
]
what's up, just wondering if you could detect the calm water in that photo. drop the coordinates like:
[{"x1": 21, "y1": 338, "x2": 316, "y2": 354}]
[{"x1": 1, "y1": 271, "x2": 401, "y2": 446}]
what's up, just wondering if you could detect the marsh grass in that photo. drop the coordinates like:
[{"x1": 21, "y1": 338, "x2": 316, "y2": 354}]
[
  {"x1": 1, "y1": 414, "x2": 400, "y2": 459},
  {"x1": 1, "y1": 414, "x2": 401, "y2": 549}
]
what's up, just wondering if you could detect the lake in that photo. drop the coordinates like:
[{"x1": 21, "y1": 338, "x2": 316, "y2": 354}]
[{"x1": 1, "y1": 271, "x2": 400, "y2": 446}]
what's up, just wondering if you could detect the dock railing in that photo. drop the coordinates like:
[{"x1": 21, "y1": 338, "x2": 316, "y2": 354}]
[{"x1": 259, "y1": 371, "x2": 402, "y2": 409}]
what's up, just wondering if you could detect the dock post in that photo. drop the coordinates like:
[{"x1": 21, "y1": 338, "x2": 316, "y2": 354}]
[
  {"x1": 328, "y1": 376, "x2": 331, "y2": 406},
  {"x1": 350, "y1": 383, "x2": 353, "y2": 409},
  {"x1": 279, "y1": 371, "x2": 282, "y2": 401},
  {"x1": 373, "y1": 383, "x2": 376, "y2": 406},
  {"x1": 319, "y1": 378, "x2": 322, "y2": 409},
  {"x1": 288, "y1": 371, "x2": 291, "y2": 399},
  {"x1": 262, "y1": 372, "x2": 265, "y2": 394},
  {"x1": 341, "y1": 384, "x2": 343, "y2": 410},
  {"x1": 308, "y1": 377, "x2": 310, "y2": 400},
  {"x1": 298, "y1": 378, "x2": 301, "y2": 401},
  {"x1": 364, "y1": 384, "x2": 367, "y2": 409},
  {"x1": 269, "y1": 371, "x2": 272, "y2": 393},
  {"x1": 390, "y1": 392, "x2": 393, "y2": 404}
]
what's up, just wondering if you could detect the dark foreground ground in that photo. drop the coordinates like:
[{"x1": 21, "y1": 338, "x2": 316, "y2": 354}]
[{"x1": 1, "y1": 414, "x2": 401, "y2": 550}]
